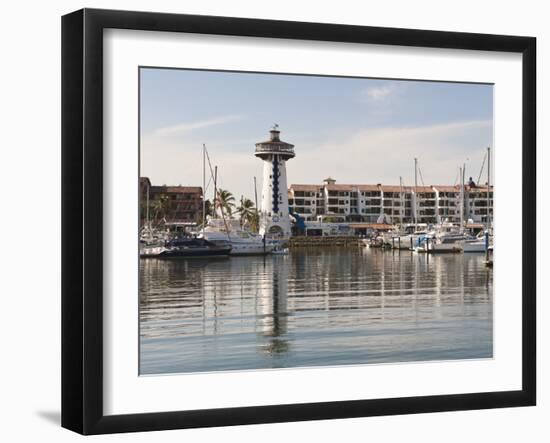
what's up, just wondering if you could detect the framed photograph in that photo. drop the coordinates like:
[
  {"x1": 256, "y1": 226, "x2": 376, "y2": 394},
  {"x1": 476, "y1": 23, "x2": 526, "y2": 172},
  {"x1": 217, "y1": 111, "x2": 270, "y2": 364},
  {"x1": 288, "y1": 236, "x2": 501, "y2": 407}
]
[{"x1": 61, "y1": 8, "x2": 536, "y2": 435}]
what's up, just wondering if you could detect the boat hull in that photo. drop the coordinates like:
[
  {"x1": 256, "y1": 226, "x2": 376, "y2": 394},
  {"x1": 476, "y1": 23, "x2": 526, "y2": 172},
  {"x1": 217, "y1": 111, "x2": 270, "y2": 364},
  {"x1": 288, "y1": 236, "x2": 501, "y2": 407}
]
[
  {"x1": 462, "y1": 241, "x2": 486, "y2": 253},
  {"x1": 417, "y1": 240, "x2": 463, "y2": 253},
  {"x1": 157, "y1": 247, "x2": 231, "y2": 258},
  {"x1": 199, "y1": 230, "x2": 273, "y2": 256},
  {"x1": 428, "y1": 245, "x2": 463, "y2": 253},
  {"x1": 139, "y1": 245, "x2": 168, "y2": 258},
  {"x1": 426, "y1": 242, "x2": 463, "y2": 253}
]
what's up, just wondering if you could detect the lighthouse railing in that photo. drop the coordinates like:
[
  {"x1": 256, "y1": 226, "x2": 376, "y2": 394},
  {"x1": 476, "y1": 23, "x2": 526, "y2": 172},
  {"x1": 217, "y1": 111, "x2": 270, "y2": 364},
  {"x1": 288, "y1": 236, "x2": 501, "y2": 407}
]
[{"x1": 255, "y1": 145, "x2": 295, "y2": 155}]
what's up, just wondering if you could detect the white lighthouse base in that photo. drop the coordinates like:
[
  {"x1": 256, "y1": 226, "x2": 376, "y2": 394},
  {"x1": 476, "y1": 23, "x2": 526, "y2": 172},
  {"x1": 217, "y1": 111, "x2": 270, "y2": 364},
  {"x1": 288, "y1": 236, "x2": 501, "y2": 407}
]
[{"x1": 260, "y1": 215, "x2": 292, "y2": 240}]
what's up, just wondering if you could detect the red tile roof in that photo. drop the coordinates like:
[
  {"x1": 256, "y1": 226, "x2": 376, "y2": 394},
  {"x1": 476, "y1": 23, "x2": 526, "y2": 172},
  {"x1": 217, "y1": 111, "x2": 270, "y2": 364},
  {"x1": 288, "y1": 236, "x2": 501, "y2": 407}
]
[
  {"x1": 412, "y1": 186, "x2": 436, "y2": 193},
  {"x1": 287, "y1": 183, "x2": 492, "y2": 196},
  {"x1": 466, "y1": 185, "x2": 494, "y2": 193},
  {"x1": 325, "y1": 184, "x2": 356, "y2": 191},
  {"x1": 380, "y1": 185, "x2": 408, "y2": 193},
  {"x1": 433, "y1": 185, "x2": 460, "y2": 192},
  {"x1": 357, "y1": 184, "x2": 381, "y2": 192},
  {"x1": 290, "y1": 184, "x2": 320, "y2": 191},
  {"x1": 151, "y1": 185, "x2": 203, "y2": 194}
]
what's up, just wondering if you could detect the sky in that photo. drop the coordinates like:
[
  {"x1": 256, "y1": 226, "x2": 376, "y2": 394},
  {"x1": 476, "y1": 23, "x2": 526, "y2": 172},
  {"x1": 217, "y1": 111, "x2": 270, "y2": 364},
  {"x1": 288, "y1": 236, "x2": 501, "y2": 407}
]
[{"x1": 140, "y1": 68, "x2": 493, "y2": 202}]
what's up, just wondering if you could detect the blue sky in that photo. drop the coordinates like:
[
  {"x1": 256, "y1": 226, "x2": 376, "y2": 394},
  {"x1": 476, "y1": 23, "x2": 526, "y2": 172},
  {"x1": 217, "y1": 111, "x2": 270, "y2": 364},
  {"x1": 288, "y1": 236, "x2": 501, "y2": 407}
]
[{"x1": 140, "y1": 68, "x2": 493, "y2": 201}]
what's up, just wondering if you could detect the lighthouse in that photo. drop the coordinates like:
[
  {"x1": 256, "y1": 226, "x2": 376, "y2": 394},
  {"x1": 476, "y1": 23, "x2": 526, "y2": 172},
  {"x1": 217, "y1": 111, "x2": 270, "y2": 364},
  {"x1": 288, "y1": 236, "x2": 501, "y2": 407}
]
[{"x1": 255, "y1": 125, "x2": 295, "y2": 238}]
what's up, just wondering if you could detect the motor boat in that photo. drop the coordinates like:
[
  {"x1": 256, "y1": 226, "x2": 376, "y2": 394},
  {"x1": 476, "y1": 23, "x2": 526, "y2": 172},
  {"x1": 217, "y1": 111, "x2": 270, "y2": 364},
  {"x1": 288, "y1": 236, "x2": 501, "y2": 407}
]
[
  {"x1": 197, "y1": 219, "x2": 274, "y2": 256},
  {"x1": 462, "y1": 239, "x2": 486, "y2": 253},
  {"x1": 139, "y1": 240, "x2": 168, "y2": 258},
  {"x1": 157, "y1": 237, "x2": 232, "y2": 258},
  {"x1": 139, "y1": 227, "x2": 170, "y2": 258},
  {"x1": 391, "y1": 224, "x2": 429, "y2": 250},
  {"x1": 415, "y1": 222, "x2": 465, "y2": 253},
  {"x1": 462, "y1": 231, "x2": 492, "y2": 253}
]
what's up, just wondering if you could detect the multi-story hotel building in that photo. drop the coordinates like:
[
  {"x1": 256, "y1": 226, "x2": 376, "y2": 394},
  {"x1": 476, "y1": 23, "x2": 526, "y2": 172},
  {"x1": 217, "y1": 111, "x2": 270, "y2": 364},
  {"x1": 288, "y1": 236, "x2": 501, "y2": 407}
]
[
  {"x1": 140, "y1": 177, "x2": 203, "y2": 226},
  {"x1": 465, "y1": 186, "x2": 494, "y2": 224},
  {"x1": 288, "y1": 178, "x2": 493, "y2": 225}
]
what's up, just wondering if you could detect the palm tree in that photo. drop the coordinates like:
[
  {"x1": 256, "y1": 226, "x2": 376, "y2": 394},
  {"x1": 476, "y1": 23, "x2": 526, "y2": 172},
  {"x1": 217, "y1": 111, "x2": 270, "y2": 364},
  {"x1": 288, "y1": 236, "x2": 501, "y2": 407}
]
[
  {"x1": 249, "y1": 211, "x2": 260, "y2": 233},
  {"x1": 198, "y1": 199, "x2": 214, "y2": 226},
  {"x1": 216, "y1": 189, "x2": 235, "y2": 217},
  {"x1": 237, "y1": 197, "x2": 256, "y2": 227},
  {"x1": 152, "y1": 193, "x2": 169, "y2": 225}
]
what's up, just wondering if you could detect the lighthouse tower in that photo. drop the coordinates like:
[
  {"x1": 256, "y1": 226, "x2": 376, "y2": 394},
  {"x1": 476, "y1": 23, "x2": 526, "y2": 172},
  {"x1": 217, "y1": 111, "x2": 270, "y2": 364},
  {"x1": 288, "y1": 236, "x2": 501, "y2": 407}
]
[{"x1": 255, "y1": 125, "x2": 295, "y2": 238}]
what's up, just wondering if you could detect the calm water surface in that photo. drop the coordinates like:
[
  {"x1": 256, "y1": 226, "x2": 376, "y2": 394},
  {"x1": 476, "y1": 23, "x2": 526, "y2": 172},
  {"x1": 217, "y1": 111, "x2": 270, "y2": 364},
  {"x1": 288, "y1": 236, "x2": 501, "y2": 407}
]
[{"x1": 139, "y1": 247, "x2": 492, "y2": 375}]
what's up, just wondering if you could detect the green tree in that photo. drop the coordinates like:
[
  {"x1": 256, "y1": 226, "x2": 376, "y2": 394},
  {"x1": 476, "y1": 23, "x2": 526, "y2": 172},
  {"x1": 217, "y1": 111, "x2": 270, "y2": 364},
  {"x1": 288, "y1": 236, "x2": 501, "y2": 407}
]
[
  {"x1": 152, "y1": 193, "x2": 169, "y2": 225},
  {"x1": 216, "y1": 189, "x2": 235, "y2": 217},
  {"x1": 237, "y1": 197, "x2": 256, "y2": 228},
  {"x1": 249, "y1": 212, "x2": 260, "y2": 233}
]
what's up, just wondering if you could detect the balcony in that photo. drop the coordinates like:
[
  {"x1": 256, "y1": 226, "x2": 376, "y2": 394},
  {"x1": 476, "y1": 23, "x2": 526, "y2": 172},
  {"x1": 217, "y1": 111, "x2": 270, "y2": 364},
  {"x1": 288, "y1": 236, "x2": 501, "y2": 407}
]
[{"x1": 254, "y1": 139, "x2": 295, "y2": 160}]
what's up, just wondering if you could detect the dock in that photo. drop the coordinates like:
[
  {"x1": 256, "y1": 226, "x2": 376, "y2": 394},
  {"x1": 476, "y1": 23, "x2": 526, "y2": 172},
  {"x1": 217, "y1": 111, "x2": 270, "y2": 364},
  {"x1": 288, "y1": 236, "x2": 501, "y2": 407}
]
[{"x1": 288, "y1": 236, "x2": 361, "y2": 248}]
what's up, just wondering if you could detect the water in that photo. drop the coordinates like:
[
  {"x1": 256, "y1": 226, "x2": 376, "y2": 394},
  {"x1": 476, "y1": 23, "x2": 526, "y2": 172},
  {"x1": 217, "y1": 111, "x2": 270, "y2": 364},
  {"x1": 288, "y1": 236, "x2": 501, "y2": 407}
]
[{"x1": 139, "y1": 247, "x2": 493, "y2": 375}]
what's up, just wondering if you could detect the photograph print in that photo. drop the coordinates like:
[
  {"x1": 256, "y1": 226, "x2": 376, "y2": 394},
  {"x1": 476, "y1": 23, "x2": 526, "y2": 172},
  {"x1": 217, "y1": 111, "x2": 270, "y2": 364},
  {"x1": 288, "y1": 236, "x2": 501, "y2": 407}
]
[{"x1": 138, "y1": 68, "x2": 494, "y2": 376}]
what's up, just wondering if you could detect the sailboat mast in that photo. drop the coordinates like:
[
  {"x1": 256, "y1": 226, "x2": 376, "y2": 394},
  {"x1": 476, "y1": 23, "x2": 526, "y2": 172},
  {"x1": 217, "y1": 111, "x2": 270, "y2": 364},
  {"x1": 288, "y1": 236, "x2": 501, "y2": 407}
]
[
  {"x1": 414, "y1": 157, "x2": 418, "y2": 227},
  {"x1": 460, "y1": 165, "x2": 465, "y2": 227},
  {"x1": 202, "y1": 144, "x2": 206, "y2": 234},
  {"x1": 487, "y1": 146, "x2": 491, "y2": 230},
  {"x1": 399, "y1": 176, "x2": 404, "y2": 226},
  {"x1": 213, "y1": 165, "x2": 218, "y2": 218},
  {"x1": 146, "y1": 181, "x2": 150, "y2": 231}
]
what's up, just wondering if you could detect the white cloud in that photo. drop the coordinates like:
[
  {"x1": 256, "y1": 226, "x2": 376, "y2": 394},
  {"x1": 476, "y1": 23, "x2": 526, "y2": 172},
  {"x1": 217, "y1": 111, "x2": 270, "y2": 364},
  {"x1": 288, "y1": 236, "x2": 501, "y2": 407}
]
[
  {"x1": 360, "y1": 84, "x2": 395, "y2": 102},
  {"x1": 141, "y1": 119, "x2": 493, "y2": 202},
  {"x1": 289, "y1": 119, "x2": 493, "y2": 187},
  {"x1": 152, "y1": 114, "x2": 243, "y2": 137}
]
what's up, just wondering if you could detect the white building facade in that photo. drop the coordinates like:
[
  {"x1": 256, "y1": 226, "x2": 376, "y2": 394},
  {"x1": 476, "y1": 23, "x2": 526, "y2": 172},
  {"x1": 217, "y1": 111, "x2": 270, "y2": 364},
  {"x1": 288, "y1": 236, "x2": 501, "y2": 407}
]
[{"x1": 288, "y1": 178, "x2": 493, "y2": 225}]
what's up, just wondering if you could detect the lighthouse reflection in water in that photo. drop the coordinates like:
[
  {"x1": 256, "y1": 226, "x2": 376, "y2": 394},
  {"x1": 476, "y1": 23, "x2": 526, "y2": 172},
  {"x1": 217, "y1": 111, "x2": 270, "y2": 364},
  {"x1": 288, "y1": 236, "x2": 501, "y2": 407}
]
[{"x1": 139, "y1": 248, "x2": 492, "y2": 375}]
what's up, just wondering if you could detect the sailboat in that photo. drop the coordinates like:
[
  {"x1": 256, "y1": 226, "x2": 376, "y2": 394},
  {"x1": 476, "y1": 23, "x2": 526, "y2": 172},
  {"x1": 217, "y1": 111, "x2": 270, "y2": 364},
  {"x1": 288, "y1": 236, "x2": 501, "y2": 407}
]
[
  {"x1": 140, "y1": 145, "x2": 233, "y2": 259},
  {"x1": 464, "y1": 147, "x2": 494, "y2": 254},
  {"x1": 415, "y1": 164, "x2": 467, "y2": 253},
  {"x1": 198, "y1": 146, "x2": 274, "y2": 256},
  {"x1": 390, "y1": 164, "x2": 430, "y2": 250}
]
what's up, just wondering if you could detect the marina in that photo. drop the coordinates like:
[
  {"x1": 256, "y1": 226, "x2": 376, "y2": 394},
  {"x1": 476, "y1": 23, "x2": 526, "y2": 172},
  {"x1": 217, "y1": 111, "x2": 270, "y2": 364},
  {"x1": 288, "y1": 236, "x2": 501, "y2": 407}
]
[
  {"x1": 140, "y1": 128, "x2": 494, "y2": 260},
  {"x1": 138, "y1": 126, "x2": 495, "y2": 374}
]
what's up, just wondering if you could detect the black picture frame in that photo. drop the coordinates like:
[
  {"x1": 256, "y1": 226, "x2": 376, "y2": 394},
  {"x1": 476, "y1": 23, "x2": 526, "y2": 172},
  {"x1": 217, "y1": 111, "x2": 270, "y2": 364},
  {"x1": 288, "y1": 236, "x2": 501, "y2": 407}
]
[{"x1": 61, "y1": 8, "x2": 536, "y2": 435}]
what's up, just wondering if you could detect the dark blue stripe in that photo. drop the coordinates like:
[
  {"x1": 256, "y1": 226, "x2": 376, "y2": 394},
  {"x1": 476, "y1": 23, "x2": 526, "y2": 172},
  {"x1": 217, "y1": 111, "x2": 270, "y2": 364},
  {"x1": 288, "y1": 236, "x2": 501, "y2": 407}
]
[{"x1": 272, "y1": 156, "x2": 279, "y2": 213}]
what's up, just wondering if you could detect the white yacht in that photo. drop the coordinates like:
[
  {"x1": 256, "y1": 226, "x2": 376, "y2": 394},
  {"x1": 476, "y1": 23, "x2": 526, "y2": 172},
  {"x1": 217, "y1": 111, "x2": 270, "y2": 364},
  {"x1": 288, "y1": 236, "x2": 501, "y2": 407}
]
[
  {"x1": 139, "y1": 227, "x2": 169, "y2": 258},
  {"x1": 462, "y1": 231, "x2": 492, "y2": 253},
  {"x1": 197, "y1": 219, "x2": 274, "y2": 256},
  {"x1": 416, "y1": 222, "x2": 466, "y2": 253},
  {"x1": 391, "y1": 224, "x2": 429, "y2": 250},
  {"x1": 140, "y1": 241, "x2": 168, "y2": 257},
  {"x1": 462, "y1": 240, "x2": 485, "y2": 253}
]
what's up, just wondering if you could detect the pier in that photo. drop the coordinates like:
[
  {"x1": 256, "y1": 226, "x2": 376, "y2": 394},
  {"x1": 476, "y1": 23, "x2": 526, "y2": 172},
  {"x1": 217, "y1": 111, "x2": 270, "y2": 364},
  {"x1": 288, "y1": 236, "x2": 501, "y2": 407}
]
[{"x1": 288, "y1": 235, "x2": 361, "y2": 248}]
